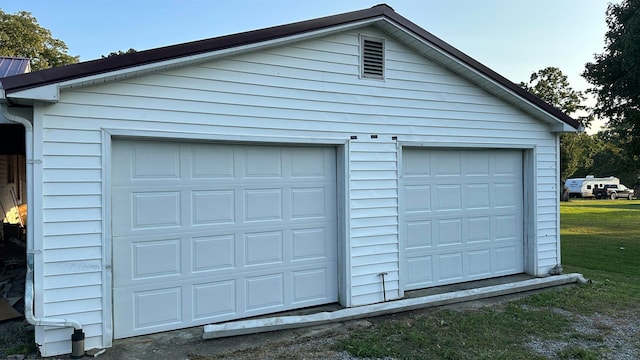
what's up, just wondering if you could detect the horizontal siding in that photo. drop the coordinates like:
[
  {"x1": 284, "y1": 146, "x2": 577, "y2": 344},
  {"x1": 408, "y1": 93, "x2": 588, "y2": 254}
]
[
  {"x1": 43, "y1": 234, "x2": 102, "y2": 250},
  {"x1": 349, "y1": 140, "x2": 399, "y2": 305},
  {"x1": 43, "y1": 297, "x2": 102, "y2": 315},
  {"x1": 42, "y1": 324, "x2": 103, "y2": 357},
  {"x1": 36, "y1": 26, "x2": 560, "y2": 354}
]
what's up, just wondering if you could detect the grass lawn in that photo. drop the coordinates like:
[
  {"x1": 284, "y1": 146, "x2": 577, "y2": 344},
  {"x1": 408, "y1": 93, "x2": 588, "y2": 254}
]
[{"x1": 337, "y1": 199, "x2": 640, "y2": 359}]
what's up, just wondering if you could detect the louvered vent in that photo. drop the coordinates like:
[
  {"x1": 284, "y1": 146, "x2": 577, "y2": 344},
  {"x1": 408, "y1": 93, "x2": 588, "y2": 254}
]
[{"x1": 361, "y1": 37, "x2": 385, "y2": 79}]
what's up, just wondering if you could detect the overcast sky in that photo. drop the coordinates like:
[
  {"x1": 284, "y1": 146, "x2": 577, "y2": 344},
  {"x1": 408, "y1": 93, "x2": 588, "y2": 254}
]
[{"x1": 0, "y1": 0, "x2": 618, "y2": 131}]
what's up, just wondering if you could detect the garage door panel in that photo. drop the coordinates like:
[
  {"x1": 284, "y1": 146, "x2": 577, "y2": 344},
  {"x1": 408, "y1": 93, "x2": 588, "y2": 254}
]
[
  {"x1": 113, "y1": 141, "x2": 338, "y2": 338},
  {"x1": 244, "y1": 188, "x2": 283, "y2": 221},
  {"x1": 495, "y1": 183, "x2": 519, "y2": 207},
  {"x1": 133, "y1": 191, "x2": 182, "y2": 229},
  {"x1": 191, "y1": 144, "x2": 235, "y2": 179},
  {"x1": 192, "y1": 190, "x2": 235, "y2": 225},
  {"x1": 436, "y1": 219, "x2": 462, "y2": 245},
  {"x1": 132, "y1": 238, "x2": 181, "y2": 279},
  {"x1": 131, "y1": 142, "x2": 181, "y2": 180},
  {"x1": 244, "y1": 230, "x2": 284, "y2": 266},
  {"x1": 193, "y1": 280, "x2": 236, "y2": 320},
  {"x1": 402, "y1": 148, "x2": 523, "y2": 291},
  {"x1": 495, "y1": 246, "x2": 520, "y2": 272},
  {"x1": 134, "y1": 287, "x2": 182, "y2": 329},
  {"x1": 192, "y1": 235, "x2": 235, "y2": 272},
  {"x1": 404, "y1": 185, "x2": 431, "y2": 213},
  {"x1": 495, "y1": 153, "x2": 520, "y2": 175},
  {"x1": 434, "y1": 152, "x2": 462, "y2": 176},
  {"x1": 406, "y1": 256, "x2": 433, "y2": 287},
  {"x1": 467, "y1": 184, "x2": 490, "y2": 209},
  {"x1": 291, "y1": 148, "x2": 330, "y2": 178},
  {"x1": 435, "y1": 185, "x2": 462, "y2": 211},
  {"x1": 466, "y1": 153, "x2": 490, "y2": 176},
  {"x1": 244, "y1": 147, "x2": 282, "y2": 178},
  {"x1": 468, "y1": 250, "x2": 491, "y2": 276},
  {"x1": 291, "y1": 228, "x2": 328, "y2": 260},
  {"x1": 293, "y1": 268, "x2": 332, "y2": 303},
  {"x1": 291, "y1": 187, "x2": 327, "y2": 219},
  {"x1": 405, "y1": 221, "x2": 432, "y2": 248},
  {"x1": 438, "y1": 253, "x2": 464, "y2": 281},
  {"x1": 245, "y1": 273, "x2": 285, "y2": 311},
  {"x1": 467, "y1": 216, "x2": 491, "y2": 243}
]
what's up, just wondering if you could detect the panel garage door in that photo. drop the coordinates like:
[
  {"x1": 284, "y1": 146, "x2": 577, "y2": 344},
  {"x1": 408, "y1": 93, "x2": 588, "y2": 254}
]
[
  {"x1": 401, "y1": 148, "x2": 523, "y2": 291},
  {"x1": 111, "y1": 140, "x2": 338, "y2": 338}
]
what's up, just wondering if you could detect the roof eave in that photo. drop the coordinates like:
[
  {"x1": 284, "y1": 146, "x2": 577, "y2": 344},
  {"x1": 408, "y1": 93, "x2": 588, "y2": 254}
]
[
  {"x1": 0, "y1": 5, "x2": 393, "y2": 97},
  {"x1": 1, "y1": 3, "x2": 579, "y2": 130},
  {"x1": 371, "y1": 17, "x2": 579, "y2": 131}
]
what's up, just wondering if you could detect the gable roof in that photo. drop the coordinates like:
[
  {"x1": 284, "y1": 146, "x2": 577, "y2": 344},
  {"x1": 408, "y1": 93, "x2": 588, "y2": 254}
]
[{"x1": 0, "y1": 4, "x2": 579, "y2": 130}]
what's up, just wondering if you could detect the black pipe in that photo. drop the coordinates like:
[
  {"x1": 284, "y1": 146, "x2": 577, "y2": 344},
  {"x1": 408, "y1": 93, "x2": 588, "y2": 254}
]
[{"x1": 71, "y1": 329, "x2": 85, "y2": 358}]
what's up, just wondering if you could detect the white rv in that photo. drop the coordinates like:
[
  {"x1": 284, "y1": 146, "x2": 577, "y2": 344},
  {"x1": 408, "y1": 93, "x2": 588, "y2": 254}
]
[
  {"x1": 565, "y1": 176, "x2": 620, "y2": 198},
  {"x1": 565, "y1": 178, "x2": 585, "y2": 198},
  {"x1": 582, "y1": 176, "x2": 620, "y2": 198}
]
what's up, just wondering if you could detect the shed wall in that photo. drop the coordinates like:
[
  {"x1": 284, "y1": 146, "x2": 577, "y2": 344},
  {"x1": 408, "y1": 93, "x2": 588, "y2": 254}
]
[{"x1": 32, "y1": 28, "x2": 559, "y2": 355}]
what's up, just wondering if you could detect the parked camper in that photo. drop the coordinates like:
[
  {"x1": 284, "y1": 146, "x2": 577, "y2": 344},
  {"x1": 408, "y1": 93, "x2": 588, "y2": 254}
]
[
  {"x1": 564, "y1": 178, "x2": 585, "y2": 198},
  {"x1": 581, "y1": 177, "x2": 620, "y2": 198}
]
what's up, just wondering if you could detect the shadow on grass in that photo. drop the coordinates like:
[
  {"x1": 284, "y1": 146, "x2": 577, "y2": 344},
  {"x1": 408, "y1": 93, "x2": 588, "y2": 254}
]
[{"x1": 563, "y1": 200, "x2": 640, "y2": 211}]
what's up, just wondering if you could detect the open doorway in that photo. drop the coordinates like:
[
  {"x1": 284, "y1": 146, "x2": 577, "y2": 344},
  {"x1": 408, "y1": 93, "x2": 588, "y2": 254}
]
[{"x1": 0, "y1": 123, "x2": 27, "y2": 321}]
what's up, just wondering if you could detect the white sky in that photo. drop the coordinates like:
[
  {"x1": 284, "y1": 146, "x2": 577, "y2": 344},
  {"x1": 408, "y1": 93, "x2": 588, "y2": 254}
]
[{"x1": 0, "y1": 0, "x2": 618, "y2": 131}]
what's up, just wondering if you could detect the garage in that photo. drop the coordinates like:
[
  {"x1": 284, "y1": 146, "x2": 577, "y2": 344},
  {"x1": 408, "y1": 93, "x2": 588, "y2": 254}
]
[
  {"x1": 401, "y1": 148, "x2": 524, "y2": 290},
  {"x1": 111, "y1": 140, "x2": 338, "y2": 338}
]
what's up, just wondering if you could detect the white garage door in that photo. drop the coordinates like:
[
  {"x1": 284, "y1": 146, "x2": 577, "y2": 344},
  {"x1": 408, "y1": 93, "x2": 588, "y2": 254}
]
[
  {"x1": 401, "y1": 148, "x2": 523, "y2": 291},
  {"x1": 111, "y1": 140, "x2": 338, "y2": 338}
]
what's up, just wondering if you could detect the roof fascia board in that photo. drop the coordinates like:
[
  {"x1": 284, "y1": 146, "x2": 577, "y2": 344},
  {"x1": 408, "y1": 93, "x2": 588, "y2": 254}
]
[
  {"x1": 7, "y1": 84, "x2": 59, "y2": 103},
  {"x1": 376, "y1": 19, "x2": 577, "y2": 132},
  {"x1": 5, "y1": 18, "x2": 381, "y2": 103}
]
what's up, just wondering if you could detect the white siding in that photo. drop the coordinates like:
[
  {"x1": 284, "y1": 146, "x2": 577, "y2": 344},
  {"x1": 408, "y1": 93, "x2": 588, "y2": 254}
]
[
  {"x1": 349, "y1": 140, "x2": 399, "y2": 306},
  {"x1": 33, "y1": 27, "x2": 560, "y2": 355}
]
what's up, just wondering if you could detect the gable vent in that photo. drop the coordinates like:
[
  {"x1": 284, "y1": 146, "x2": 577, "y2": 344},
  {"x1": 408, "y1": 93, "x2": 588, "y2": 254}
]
[{"x1": 361, "y1": 37, "x2": 385, "y2": 79}]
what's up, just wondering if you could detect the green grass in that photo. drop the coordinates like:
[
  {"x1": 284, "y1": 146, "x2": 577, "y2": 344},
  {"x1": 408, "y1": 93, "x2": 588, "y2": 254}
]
[
  {"x1": 339, "y1": 305, "x2": 567, "y2": 359},
  {"x1": 337, "y1": 199, "x2": 640, "y2": 359}
]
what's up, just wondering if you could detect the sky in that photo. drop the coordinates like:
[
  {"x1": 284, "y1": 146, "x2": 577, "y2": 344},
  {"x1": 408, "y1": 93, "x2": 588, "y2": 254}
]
[{"x1": 0, "y1": 0, "x2": 618, "y2": 131}]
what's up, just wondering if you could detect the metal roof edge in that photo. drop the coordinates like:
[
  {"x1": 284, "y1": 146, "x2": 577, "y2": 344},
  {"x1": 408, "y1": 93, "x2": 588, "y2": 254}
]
[
  {"x1": 0, "y1": 5, "x2": 390, "y2": 95},
  {"x1": 375, "y1": 10, "x2": 580, "y2": 130},
  {"x1": 0, "y1": 3, "x2": 578, "y2": 130}
]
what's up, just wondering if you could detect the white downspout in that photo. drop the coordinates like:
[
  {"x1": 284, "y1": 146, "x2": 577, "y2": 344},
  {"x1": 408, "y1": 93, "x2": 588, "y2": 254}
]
[{"x1": 1, "y1": 104, "x2": 85, "y2": 357}]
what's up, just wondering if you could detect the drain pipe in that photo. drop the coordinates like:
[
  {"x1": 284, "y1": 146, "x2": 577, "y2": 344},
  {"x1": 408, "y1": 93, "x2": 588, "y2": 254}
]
[{"x1": 2, "y1": 105, "x2": 85, "y2": 358}]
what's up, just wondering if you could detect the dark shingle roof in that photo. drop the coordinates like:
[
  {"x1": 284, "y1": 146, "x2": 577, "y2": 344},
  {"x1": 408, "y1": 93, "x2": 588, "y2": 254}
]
[{"x1": 0, "y1": 4, "x2": 579, "y2": 129}]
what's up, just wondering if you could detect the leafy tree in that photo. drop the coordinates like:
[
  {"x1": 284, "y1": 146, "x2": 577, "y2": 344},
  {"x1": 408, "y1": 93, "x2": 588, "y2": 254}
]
[
  {"x1": 519, "y1": 67, "x2": 595, "y2": 182},
  {"x1": 558, "y1": 132, "x2": 599, "y2": 183},
  {"x1": 583, "y1": 0, "x2": 640, "y2": 165},
  {"x1": 102, "y1": 48, "x2": 137, "y2": 58},
  {"x1": 0, "y1": 9, "x2": 78, "y2": 70},
  {"x1": 520, "y1": 67, "x2": 591, "y2": 127}
]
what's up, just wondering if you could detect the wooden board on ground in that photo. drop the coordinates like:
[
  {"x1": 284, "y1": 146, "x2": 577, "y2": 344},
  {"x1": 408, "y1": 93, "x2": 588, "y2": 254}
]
[{"x1": 0, "y1": 297, "x2": 21, "y2": 321}]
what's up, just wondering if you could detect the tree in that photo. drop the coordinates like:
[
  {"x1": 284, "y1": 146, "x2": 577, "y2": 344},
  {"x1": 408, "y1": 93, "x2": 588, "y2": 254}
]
[
  {"x1": 519, "y1": 67, "x2": 595, "y2": 181},
  {"x1": 520, "y1": 67, "x2": 590, "y2": 126},
  {"x1": 583, "y1": 0, "x2": 640, "y2": 164},
  {"x1": 102, "y1": 48, "x2": 137, "y2": 58},
  {"x1": 0, "y1": 10, "x2": 78, "y2": 70}
]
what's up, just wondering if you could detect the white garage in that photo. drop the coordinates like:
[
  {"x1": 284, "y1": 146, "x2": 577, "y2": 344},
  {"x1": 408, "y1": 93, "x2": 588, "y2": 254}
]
[
  {"x1": 0, "y1": 4, "x2": 580, "y2": 356},
  {"x1": 111, "y1": 140, "x2": 338, "y2": 338},
  {"x1": 401, "y1": 148, "x2": 524, "y2": 290}
]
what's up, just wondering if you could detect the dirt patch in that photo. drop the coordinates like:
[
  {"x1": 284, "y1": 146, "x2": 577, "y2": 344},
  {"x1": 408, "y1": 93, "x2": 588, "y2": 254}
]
[{"x1": 528, "y1": 310, "x2": 640, "y2": 360}]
